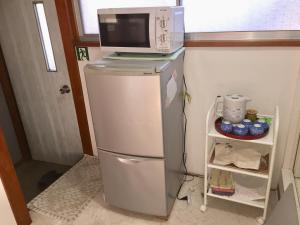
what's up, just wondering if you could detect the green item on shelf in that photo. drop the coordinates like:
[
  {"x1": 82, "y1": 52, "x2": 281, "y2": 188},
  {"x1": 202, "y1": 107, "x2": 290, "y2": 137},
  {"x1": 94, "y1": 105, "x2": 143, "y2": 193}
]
[
  {"x1": 258, "y1": 117, "x2": 272, "y2": 125},
  {"x1": 263, "y1": 117, "x2": 272, "y2": 125}
]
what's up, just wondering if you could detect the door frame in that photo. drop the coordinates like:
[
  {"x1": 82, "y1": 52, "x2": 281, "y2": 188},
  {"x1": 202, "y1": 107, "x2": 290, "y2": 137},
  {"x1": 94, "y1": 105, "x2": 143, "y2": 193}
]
[
  {"x1": 0, "y1": 45, "x2": 31, "y2": 163},
  {"x1": 55, "y1": 0, "x2": 93, "y2": 156},
  {"x1": 0, "y1": 128, "x2": 31, "y2": 225}
]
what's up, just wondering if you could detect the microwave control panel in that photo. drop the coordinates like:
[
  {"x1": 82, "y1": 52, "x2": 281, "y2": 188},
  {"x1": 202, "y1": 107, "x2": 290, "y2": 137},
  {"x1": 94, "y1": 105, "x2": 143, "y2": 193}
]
[{"x1": 156, "y1": 12, "x2": 171, "y2": 52}]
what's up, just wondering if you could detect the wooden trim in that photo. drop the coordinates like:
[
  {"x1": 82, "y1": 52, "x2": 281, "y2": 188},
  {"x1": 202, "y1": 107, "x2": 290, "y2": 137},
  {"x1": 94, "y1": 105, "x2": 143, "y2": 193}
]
[
  {"x1": 184, "y1": 40, "x2": 300, "y2": 47},
  {"x1": 75, "y1": 40, "x2": 100, "y2": 47},
  {"x1": 0, "y1": 129, "x2": 31, "y2": 225},
  {"x1": 0, "y1": 45, "x2": 31, "y2": 161},
  {"x1": 55, "y1": 0, "x2": 93, "y2": 155},
  {"x1": 72, "y1": 39, "x2": 300, "y2": 48}
]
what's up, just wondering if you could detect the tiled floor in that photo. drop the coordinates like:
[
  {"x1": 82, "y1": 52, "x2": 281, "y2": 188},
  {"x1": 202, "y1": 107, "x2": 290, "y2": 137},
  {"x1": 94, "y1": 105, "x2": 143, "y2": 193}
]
[
  {"x1": 15, "y1": 160, "x2": 70, "y2": 203},
  {"x1": 30, "y1": 177, "x2": 270, "y2": 225}
]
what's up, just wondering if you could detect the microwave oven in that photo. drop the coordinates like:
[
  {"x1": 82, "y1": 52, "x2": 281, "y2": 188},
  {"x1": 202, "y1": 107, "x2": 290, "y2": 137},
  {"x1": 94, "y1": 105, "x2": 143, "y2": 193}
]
[{"x1": 97, "y1": 6, "x2": 184, "y2": 54}]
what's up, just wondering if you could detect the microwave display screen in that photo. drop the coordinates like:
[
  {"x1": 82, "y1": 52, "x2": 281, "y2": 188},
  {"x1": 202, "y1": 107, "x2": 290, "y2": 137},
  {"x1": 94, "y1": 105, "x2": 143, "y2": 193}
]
[{"x1": 99, "y1": 14, "x2": 150, "y2": 48}]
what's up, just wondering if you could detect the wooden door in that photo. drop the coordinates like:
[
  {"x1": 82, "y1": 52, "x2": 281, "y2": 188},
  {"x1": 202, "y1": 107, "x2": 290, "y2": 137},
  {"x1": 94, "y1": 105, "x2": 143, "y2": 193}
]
[{"x1": 0, "y1": 0, "x2": 83, "y2": 165}]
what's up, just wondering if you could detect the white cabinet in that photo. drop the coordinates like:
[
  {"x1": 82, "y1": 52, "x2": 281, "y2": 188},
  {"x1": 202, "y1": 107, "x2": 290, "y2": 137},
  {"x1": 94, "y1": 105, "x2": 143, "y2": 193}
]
[{"x1": 201, "y1": 103, "x2": 279, "y2": 224}]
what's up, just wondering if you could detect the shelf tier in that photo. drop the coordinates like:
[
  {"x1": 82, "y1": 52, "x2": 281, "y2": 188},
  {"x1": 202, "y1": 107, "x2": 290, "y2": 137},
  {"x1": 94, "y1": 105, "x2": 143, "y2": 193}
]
[
  {"x1": 208, "y1": 163, "x2": 269, "y2": 179},
  {"x1": 207, "y1": 187, "x2": 265, "y2": 209},
  {"x1": 208, "y1": 151, "x2": 269, "y2": 179},
  {"x1": 208, "y1": 116, "x2": 274, "y2": 146}
]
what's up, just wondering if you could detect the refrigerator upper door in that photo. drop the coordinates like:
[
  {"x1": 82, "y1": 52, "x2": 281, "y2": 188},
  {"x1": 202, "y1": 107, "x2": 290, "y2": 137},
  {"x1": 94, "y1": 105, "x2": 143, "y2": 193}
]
[
  {"x1": 100, "y1": 150, "x2": 167, "y2": 216},
  {"x1": 85, "y1": 65, "x2": 164, "y2": 157}
]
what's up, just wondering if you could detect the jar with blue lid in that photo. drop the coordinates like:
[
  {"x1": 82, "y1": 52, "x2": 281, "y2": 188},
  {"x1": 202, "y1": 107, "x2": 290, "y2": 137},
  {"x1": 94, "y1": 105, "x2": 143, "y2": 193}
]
[
  {"x1": 241, "y1": 119, "x2": 253, "y2": 129},
  {"x1": 256, "y1": 119, "x2": 269, "y2": 131},
  {"x1": 249, "y1": 124, "x2": 264, "y2": 136},
  {"x1": 220, "y1": 120, "x2": 233, "y2": 133},
  {"x1": 233, "y1": 124, "x2": 248, "y2": 136}
]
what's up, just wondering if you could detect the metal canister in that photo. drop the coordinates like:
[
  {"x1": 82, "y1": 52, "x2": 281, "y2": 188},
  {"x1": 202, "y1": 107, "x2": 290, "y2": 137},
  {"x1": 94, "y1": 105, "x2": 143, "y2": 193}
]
[{"x1": 245, "y1": 109, "x2": 258, "y2": 122}]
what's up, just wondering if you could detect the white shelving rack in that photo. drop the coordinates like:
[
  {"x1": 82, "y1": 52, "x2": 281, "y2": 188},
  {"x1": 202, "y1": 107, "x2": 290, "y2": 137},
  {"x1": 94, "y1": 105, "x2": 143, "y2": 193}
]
[{"x1": 200, "y1": 103, "x2": 279, "y2": 224}]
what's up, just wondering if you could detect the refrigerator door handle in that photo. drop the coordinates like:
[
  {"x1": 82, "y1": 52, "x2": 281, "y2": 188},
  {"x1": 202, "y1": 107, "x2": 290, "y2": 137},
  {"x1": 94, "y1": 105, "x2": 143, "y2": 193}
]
[
  {"x1": 116, "y1": 156, "x2": 150, "y2": 165},
  {"x1": 86, "y1": 64, "x2": 153, "y2": 74}
]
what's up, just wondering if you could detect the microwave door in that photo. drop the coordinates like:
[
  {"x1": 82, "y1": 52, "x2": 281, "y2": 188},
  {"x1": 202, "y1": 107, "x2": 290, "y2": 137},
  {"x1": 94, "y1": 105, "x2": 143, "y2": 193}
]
[{"x1": 99, "y1": 14, "x2": 150, "y2": 48}]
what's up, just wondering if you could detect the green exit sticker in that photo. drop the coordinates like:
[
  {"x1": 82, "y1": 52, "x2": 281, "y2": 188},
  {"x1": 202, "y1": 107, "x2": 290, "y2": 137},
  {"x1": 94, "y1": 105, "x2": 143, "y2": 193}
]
[{"x1": 76, "y1": 46, "x2": 89, "y2": 61}]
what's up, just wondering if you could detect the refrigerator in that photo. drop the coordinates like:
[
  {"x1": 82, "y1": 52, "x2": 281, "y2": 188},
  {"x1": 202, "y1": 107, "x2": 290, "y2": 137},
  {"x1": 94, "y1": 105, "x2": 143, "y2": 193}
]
[{"x1": 84, "y1": 51, "x2": 184, "y2": 217}]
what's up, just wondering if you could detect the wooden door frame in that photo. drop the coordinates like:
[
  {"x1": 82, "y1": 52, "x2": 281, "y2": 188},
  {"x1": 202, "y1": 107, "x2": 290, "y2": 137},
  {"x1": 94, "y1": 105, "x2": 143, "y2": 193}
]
[
  {"x1": 0, "y1": 45, "x2": 31, "y2": 162},
  {"x1": 55, "y1": 0, "x2": 93, "y2": 156},
  {"x1": 0, "y1": 128, "x2": 31, "y2": 225},
  {"x1": 0, "y1": 43, "x2": 32, "y2": 225}
]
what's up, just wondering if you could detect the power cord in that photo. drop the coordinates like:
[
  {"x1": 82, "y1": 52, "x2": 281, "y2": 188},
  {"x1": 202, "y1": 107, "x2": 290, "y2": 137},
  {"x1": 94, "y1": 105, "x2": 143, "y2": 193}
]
[
  {"x1": 177, "y1": 52, "x2": 194, "y2": 202},
  {"x1": 182, "y1": 75, "x2": 194, "y2": 183}
]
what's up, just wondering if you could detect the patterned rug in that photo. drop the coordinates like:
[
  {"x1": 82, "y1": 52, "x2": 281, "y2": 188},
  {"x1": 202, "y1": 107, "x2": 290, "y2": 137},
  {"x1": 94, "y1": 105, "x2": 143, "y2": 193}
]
[{"x1": 28, "y1": 155, "x2": 102, "y2": 223}]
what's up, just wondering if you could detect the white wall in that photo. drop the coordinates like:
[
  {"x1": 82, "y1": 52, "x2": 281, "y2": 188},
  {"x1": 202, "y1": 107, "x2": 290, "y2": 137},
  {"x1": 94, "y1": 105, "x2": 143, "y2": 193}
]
[
  {"x1": 0, "y1": 179, "x2": 17, "y2": 225},
  {"x1": 283, "y1": 70, "x2": 300, "y2": 171},
  {"x1": 79, "y1": 47, "x2": 300, "y2": 186},
  {"x1": 184, "y1": 47, "x2": 300, "y2": 186}
]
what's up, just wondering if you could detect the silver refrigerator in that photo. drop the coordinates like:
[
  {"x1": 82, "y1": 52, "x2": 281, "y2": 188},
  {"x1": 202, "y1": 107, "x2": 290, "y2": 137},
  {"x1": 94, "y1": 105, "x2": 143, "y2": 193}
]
[{"x1": 84, "y1": 51, "x2": 184, "y2": 217}]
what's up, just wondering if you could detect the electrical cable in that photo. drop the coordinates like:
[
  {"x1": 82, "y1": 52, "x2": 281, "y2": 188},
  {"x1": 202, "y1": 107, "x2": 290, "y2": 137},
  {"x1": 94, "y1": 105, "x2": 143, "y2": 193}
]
[
  {"x1": 182, "y1": 75, "x2": 194, "y2": 182},
  {"x1": 177, "y1": 52, "x2": 194, "y2": 201}
]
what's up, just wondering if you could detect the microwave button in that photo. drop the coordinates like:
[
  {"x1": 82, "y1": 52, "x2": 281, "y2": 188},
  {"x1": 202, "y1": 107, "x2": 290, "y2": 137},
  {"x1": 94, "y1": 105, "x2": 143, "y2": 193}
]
[
  {"x1": 160, "y1": 34, "x2": 167, "y2": 42},
  {"x1": 160, "y1": 48, "x2": 169, "y2": 53},
  {"x1": 160, "y1": 19, "x2": 167, "y2": 28}
]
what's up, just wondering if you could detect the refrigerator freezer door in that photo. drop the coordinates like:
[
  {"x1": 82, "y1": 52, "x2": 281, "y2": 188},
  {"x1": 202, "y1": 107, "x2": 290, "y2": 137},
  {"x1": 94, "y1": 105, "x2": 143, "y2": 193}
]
[
  {"x1": 100, "y1": 150, "x2": 167, "y2": 216},
  {"x1": 85, "y1": 69, "x2": 164, "y2": 157}
]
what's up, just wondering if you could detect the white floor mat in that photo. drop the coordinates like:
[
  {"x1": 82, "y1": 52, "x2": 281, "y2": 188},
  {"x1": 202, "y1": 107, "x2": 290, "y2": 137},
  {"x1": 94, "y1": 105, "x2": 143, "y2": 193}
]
[{"x1": 28, "y1": 155, "x2": 102, "y2": 223}]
